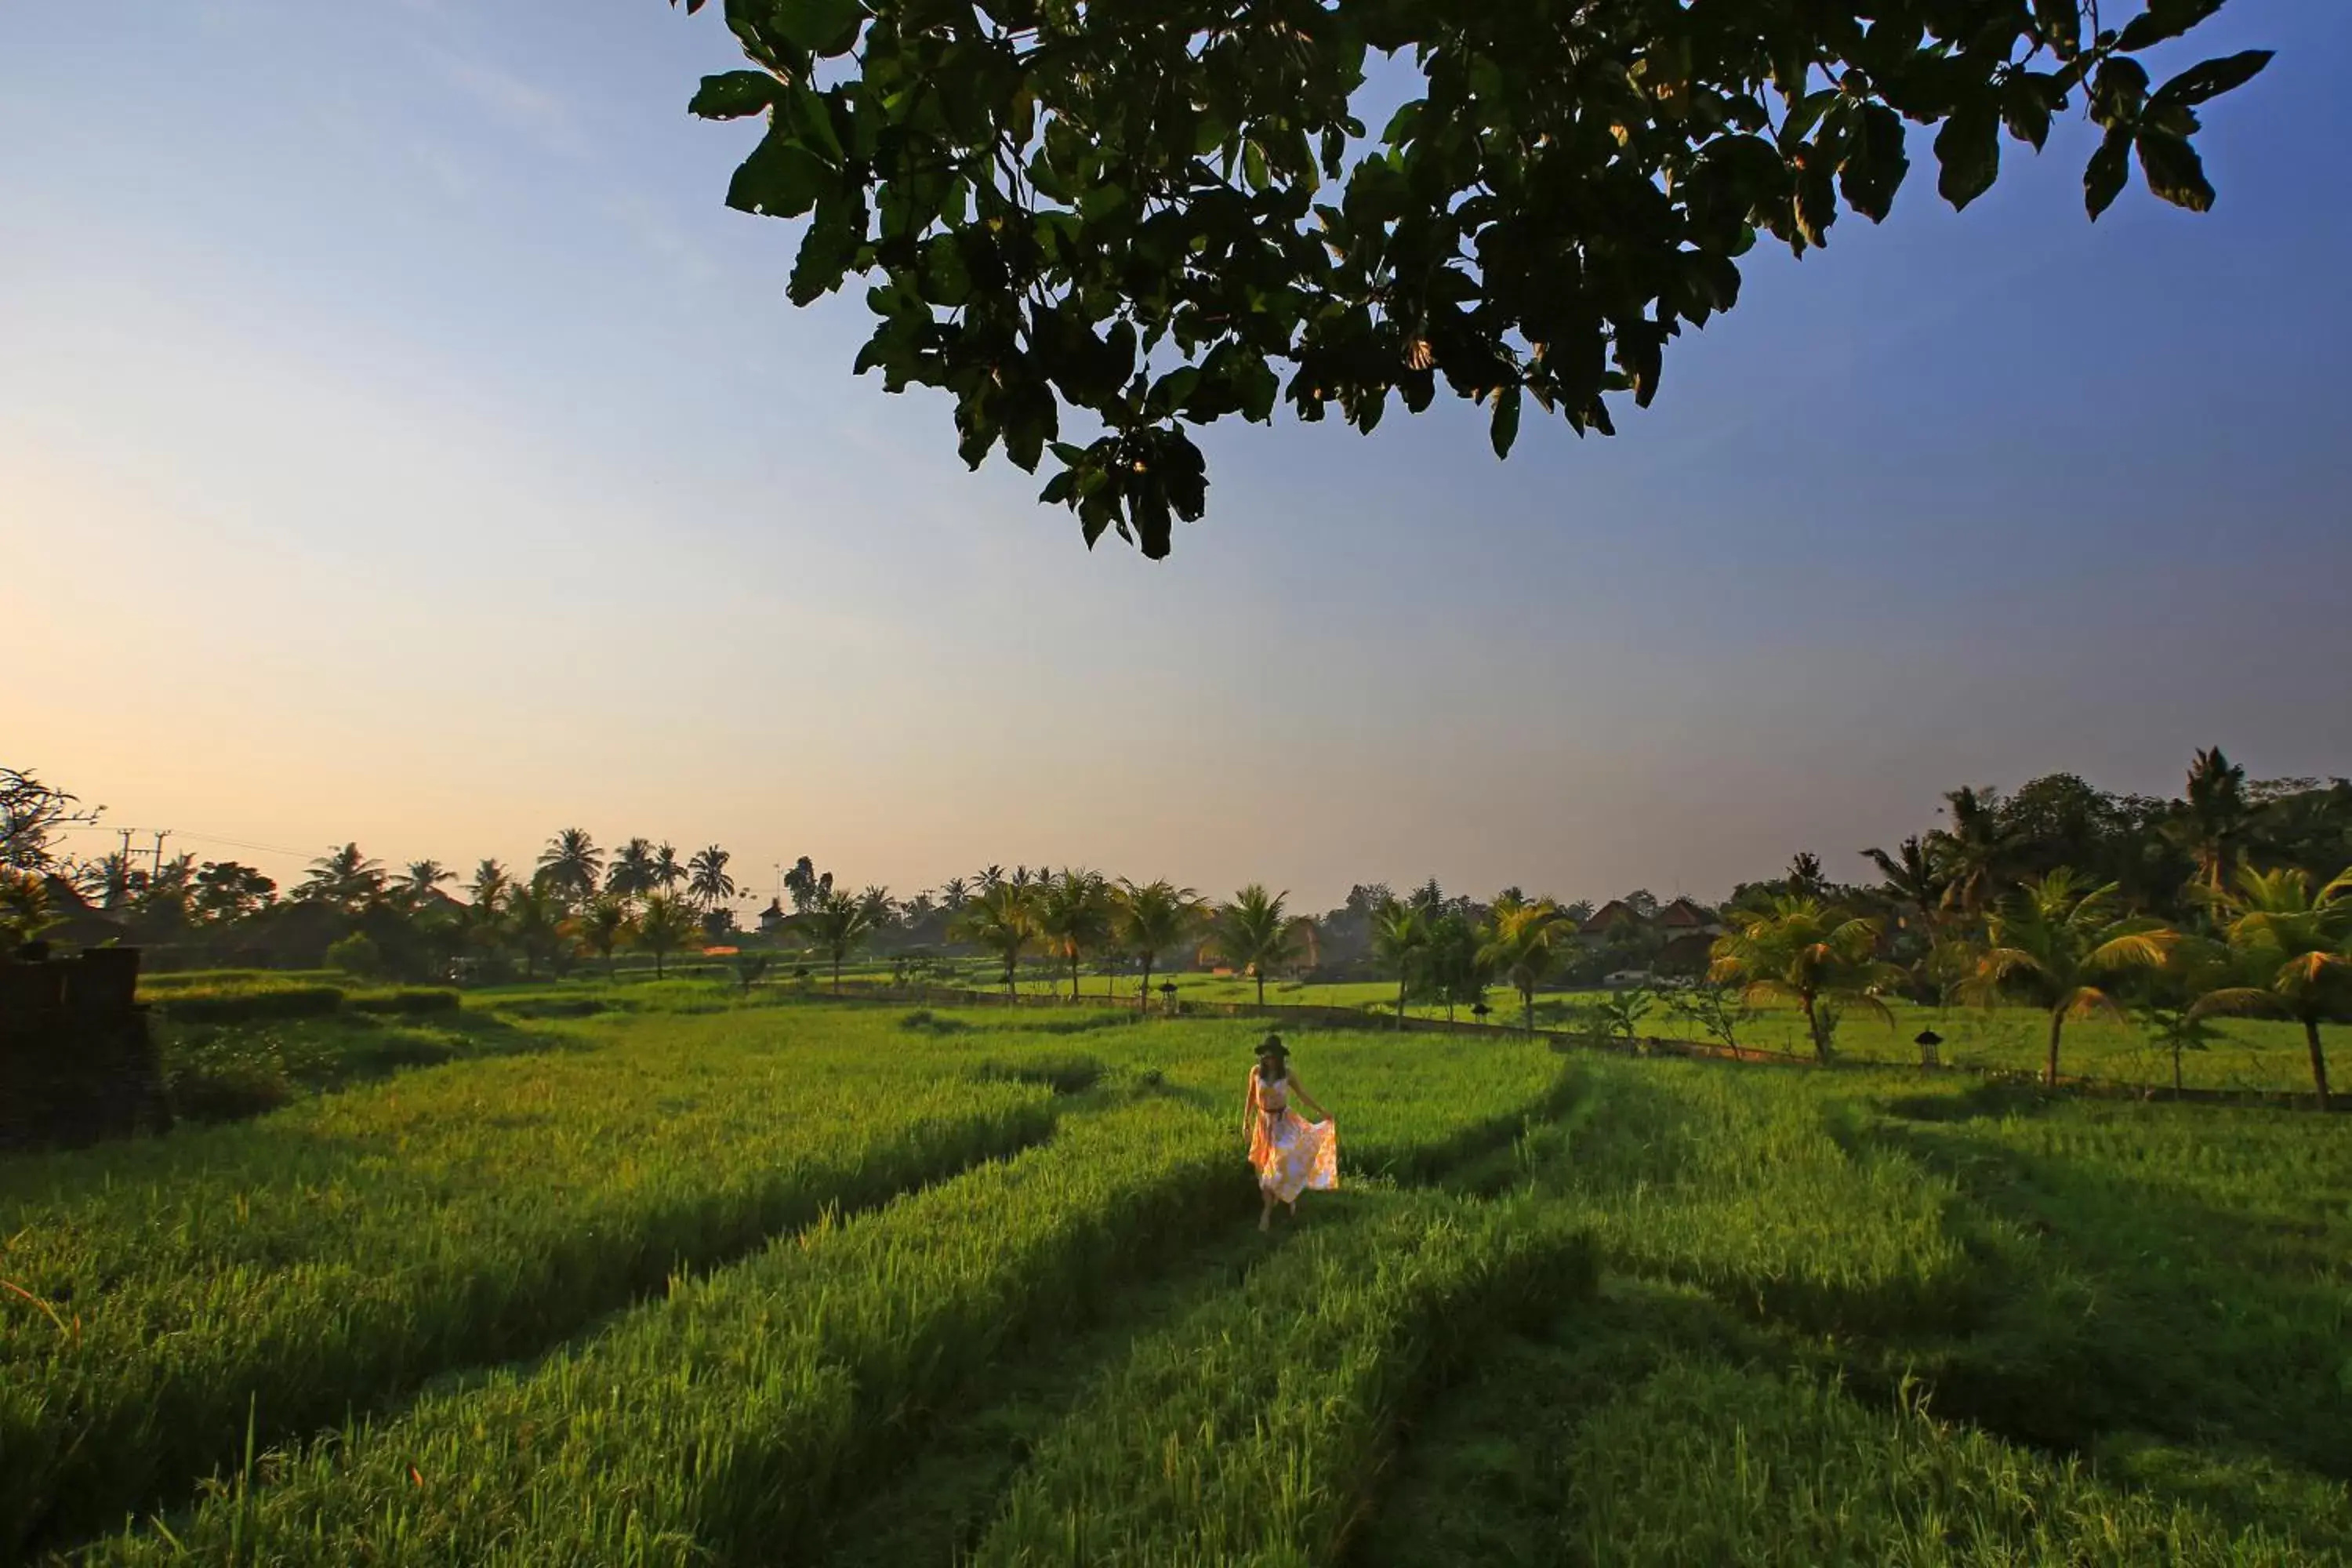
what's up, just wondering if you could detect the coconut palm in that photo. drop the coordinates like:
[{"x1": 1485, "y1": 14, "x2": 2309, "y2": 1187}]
[
  {"x1": 1927, "y1": 786, "x2": 2011, "y2": 915},
  {"x1": 2190, "y1": 866, "x2": 2352, "y2": 1109},
  {"x1": 2169, "y1": 745, "x2": 2255, "y2": 895},
  {"x1": 857, "y1": 884, "x2": 898, "y2": 931},
  {"x1": 1479, "y1": 896, "x2": 1566, "y2": 1035},
  {"x1": 652, "y1": 842, "x2": 687, "y2": 898},
  {"x1": 952, "y1": 880, "x2": 1035, "y2": 996},
  {"x1": 503, "y1": 881, "x2": 570, "y2": 979},
  {"x1": 1709, "y1": 896, "x2": 1897, "y2": 1062},
  {"x1": 606, "y1": 837, "x2": 657, "y2": 900},
  {"x1": 1113, "y1": 878, "x2": 1201, "y2": 1010},
  {"x1": 535, "y1": 828, "x2": 603, "y2": 904},
  {"x1": 975, "y1": 864, "x2": 1005, "y2": 892},
  {"x1": 1963, "y1": 869, "x2": 2176, "y2": 1088},
  {"x1": 1861, "y1": 836, "x2": 1948, "y2": 935},
  {"x1": 1212, "y1": 884, "x2": 1304, "y2": 1007},
  {"x1": 575, "y1": 895, "x2": 636, "y2": 978},
  {"x1": 800, "y1": 887, "x2": 879, "y2": 993},
  {"x1": 634, "y1": 892, "x2": 696, "y2": 979},
  {"x1": 938, "y1": 876, "x2": 971, "y2": 913},
  {"x1": 468, "y1": 858, "x2": 510, "y2": 909},
  {"x1": 1369, "y1": 898, "x2": 1430, "y2": 1029},
  {"x1": 405, "y1": 860, "x2": 455, "y2": 898},
  {"x1": 296, "y1": 844, "x2": 385, "y2": 912},
  {"x1": 1033, "y1": 868, "x2": 1114, "y2": 1000},
  {"x1": 687, "y1": 844, "x2": 736, "y2": 909}
]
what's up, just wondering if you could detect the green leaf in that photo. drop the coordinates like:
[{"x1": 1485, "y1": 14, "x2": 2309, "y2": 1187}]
[
  {"x1": 1933, "y1": 107, "x2": 1999, "y2": 211},
  {"x1": 2152, "y1": 50, "x2": 2274, "y2": 109},
  {"x1": 1490, "y1": 383, "x2": 1522, "y2": 459},
  {"x1": 1242, "y1": 140, "x2": 1269, "y2": 193},
  {"x1": 726, "y1": 124, "x2": 828, "y2": 218},
  {"x1": 1838, "y1": 103, "x2": 1908, "y2": 224},
  {"x1": 2136, "y1": 131, "x2": 2215, "y2": 212},
  {"x1": 2084, "y1": 127, "x2": 2132, "y2": 219},
  {"x1": 690, "y1": 71, "x2": 781, "y2": 120},
  {"x1": 2116, "y1": 0, "x2": 2227, "y2": 53},
  {"x1": 1777, "y1": 88, "x2": 1838, "y2": 154},
  {"x1": 772, "y1": 0, "x2": 866, "y2": 55}
]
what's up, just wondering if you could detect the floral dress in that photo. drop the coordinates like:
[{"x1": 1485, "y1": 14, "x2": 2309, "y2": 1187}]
[{"x1": 1248, "y1": 1072, "x2": 1338, "y2": 1201}]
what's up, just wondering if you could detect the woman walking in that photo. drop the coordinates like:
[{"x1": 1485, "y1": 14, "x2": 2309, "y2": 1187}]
[{"x1": 1243, "y1": 1035, "x2": 1338, "y2": 1230}]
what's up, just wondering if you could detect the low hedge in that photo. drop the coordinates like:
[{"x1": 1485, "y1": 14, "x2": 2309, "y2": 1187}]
[
  {"x1": 347, "y1": 988, "x2": 463, "y2": 1018},
  {"x1": 153, "y1": 986, "x2": 347, "y2": 1024}
]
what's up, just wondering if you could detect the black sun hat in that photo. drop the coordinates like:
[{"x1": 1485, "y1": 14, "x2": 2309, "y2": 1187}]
[{"x1": 1254, "y1": 1033, "x2": 1288, "y2": 1059}]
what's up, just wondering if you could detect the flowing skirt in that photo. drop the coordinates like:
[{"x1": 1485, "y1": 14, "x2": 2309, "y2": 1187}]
[{"x1": 1250, "y1": 1109, "x2": 1338, "y2": 1202}]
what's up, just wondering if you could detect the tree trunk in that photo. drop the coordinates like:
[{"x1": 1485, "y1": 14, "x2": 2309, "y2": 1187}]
[
  {"x1": 2045, "y1": 1010, "x2": 2064, "y2": 1088},
  {"x1": 1396, "y1": 972, "x2": 1407, "y2": 1029},
  {"x1": 1523, "y1": 985, "x2": 1535, "y2": 1036},
  {"x1": 833, "y1": 953, "x2": 843, "y2": 995},
  {"x1": 1802, "y1": 994, "x2": 1824, "y2": 1062},
  {"x1": 2173, "y1": 1043, "x2": 2183, "y2": 1095},
  {"x1": 1070, "y1": 953, "x2": 1080, "y2": 1001},
  {"x1": 1256, "y1": 968, "x2": 1266, "y2": 1007},
  {"x1": 653, "y1": 948, "x2": 665, "y2": 979},
  {"x1": 1140, "y1": 956, "x2": 1154, "y2": 1013},
  {"x1": 2304, "y1": 1016, "x2": 2332, "y2": 1111}
]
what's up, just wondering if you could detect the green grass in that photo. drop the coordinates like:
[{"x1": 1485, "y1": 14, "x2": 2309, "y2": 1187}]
[{"x1": 5, "y1": 984, "x2": 2343, "y2": 1564}]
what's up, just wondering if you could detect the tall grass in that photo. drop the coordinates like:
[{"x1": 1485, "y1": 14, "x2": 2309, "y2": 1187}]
[{"x1": 0, "y1": 1015, "x2": 1054, "y2": 1557}]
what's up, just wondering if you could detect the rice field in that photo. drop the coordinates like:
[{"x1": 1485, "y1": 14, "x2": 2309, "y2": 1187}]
[{"x1": 4, "y1": 988, "x2": 2346, "y2": 1564}]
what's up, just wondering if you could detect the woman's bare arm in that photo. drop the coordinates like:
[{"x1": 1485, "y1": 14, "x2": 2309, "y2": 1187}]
[
  {"x1": 1242, "y1": 1070, "x2": 1260, "y2": 1135},
  {"x1": 1287, "y1": 1070, "x2": 1330, "y2": 1120}
]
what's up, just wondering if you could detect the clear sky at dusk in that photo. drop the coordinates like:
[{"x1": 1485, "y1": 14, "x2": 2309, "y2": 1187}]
[{"x1": 5, "y1": 2, "x2": 2347, "y2": 913}]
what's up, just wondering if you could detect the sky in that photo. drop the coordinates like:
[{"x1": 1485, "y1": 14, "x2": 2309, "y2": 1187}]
[{"x1": 4, "y1": 2, "x2": 2348, "y2": 914}]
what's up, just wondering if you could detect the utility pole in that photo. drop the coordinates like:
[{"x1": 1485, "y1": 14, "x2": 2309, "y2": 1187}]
[{"x1": 150, "y1": 829, "x2": 171, "y2": 882}]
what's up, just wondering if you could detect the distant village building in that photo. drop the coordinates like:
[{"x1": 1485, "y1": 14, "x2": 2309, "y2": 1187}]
[
  {"x1": 1577, "y1": 897, "x2": 1726, "y2": 982},
  {"x1": 758, "y1": 898, "x2": 787, "y2": 935}
]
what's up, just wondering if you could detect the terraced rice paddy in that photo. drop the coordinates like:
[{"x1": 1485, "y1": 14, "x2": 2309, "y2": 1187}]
[{"x1": 4, "y1": 989, "x2": 2347, "y2": 1564}]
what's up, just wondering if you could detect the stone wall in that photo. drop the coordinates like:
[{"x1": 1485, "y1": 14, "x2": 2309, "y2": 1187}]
[{"x1": 0, "y1": 946, "x2": 172, "y2": 1152}]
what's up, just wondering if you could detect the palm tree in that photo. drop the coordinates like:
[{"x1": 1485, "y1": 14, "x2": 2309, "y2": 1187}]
[
  {"x1": 296, "y1": 844, "x2": 385, "y2": 912},
  {"x1": 1480, "y1": 896, "x2": 1566, "y2": 1035},
  {"x1": 800, "y1": 887, "x2": 878, "y2": 993},
  {"x1": 2190, "y1": 866, "x2": 2351, "y2": 1109},
  {"x1": 1709, "y1": 896, "x2": 1897, "y2": 1062},
  {"x1": 468, "y1": 858, "x2": 510, "y2": 909},
  {"x1": 405, "y1": 860, "x2": 455, "y2": 899},
  {"x1": 504, "y1": 881, "x2": 570, "y2": 979},
  {"x1": 975, "y1": 864, "x2": 1005, "y2": 892},
  {"x1": 535, "y1": 828, "x2": 603, "y2": 904},
  {"x1": 937, "y1": 876, "x2": 971, "y2": 913},
  {"x1": 1928, "y1": 786, "x2": 2011, "y2": 915},
  {"x1": 1212, "y1": 884, "x2": 1302, "y2": 1007},
  {"x1": 2169, "y1": 745, "x2": 2255, "y2": 895},
  {"x1": 1964, "y1": 869, "x2": 2176, "y2": 1087},
  {"x1": 576, "y1": 895, "x2": 636, "y2": 978},
  {"x1": 1370, "y1": 898, "x2": 1430, "y2": 1029},
  {"x1": 1861, "y1": 836, "x2": 1948, "y2": 935},
  {"x1": 1112, "y1": 878, "x2": 1201, "y2": 1011},
  {"x1": 606, "y1": 837, "x2": 657, "y2": 901},
  {"x1": 687, "y1": 844, "x2": 736, "y2": 909},
  {"x1": 952, "y1": 881, "x2": 1035, "y2": 996},
  {"x1": 1035, "y1": 868, "x2": 1114, "y2": 1000},
  {"x1": 652, "y1": 842, "x2": 687, "y2": 898},
  {"x1": 634, "y1": 892, "x2": 695, "y2": 979},
  {"x1": 857, "y1": 884, "x2": 898, "y2": 931}
]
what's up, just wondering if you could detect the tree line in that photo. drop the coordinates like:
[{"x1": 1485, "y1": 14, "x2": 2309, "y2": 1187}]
[{"x1": 4, "y1": 748, "x2": 2344, "y2": 1102}]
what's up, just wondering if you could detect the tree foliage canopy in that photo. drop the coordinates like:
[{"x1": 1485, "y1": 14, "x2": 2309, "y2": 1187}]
[{"x1": 677, "y1": 0, "x2": 2267, "y2": 556}]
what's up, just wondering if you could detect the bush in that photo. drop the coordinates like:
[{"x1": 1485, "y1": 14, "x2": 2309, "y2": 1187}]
[
  {"x1": 347, "y1": 988, "x2": 463, "y2": 1018},
  {"x1": 325, "y1": 933, "x2": 383, "y2": 980},
  {"x1": 154, "y1": 986, "x2": 346, "y2": 1025},
  {"x1": 162, "y1": 1033, "x2": 296, "y2": 1123}
]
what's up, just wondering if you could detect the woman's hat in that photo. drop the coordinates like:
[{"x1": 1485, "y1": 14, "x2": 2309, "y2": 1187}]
[{"x1": 1255, "y1": 1034, "x2": 1288, "y2": 1058}]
